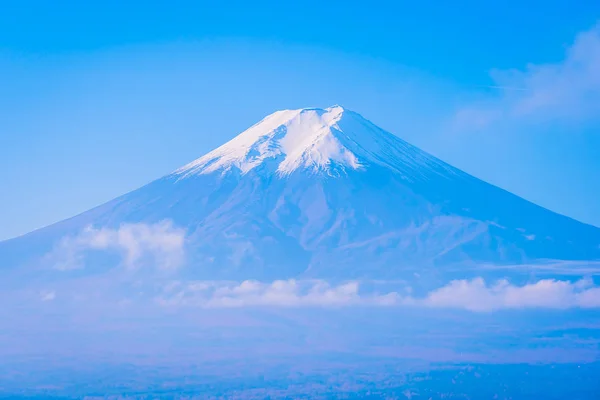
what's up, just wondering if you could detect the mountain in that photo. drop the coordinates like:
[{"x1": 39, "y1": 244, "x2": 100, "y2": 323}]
[{"x1": 1, "y1": 105, "x2": 599, "y2": 281}]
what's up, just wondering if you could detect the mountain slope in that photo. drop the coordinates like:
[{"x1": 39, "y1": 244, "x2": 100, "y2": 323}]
[{"x1": 1, "y1": 106, "x2": 599, "y2": 280}]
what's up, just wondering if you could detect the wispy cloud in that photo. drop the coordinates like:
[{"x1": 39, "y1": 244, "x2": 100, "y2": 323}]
[
  {"x1": 475, "y1": 260, "x2": 600, "y2": 275},
  {"x1": 47, "y1": 220, "x2": 186, "y2": 270},
  {"x1": 39, "y1": 290, "x2": 56, "y2": 302},
  {"x1": 471, "y1": 85, "x2": 528, "y2": 92},
  {"x1": 456, "y1": 23, "x2": 600, "y2": 129}
]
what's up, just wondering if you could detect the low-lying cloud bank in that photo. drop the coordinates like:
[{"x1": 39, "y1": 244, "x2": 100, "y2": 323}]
[
  {"x1": 47, "y1": 220, "x2": 186, "y2": 270},
  {"x1": 156, "y1": 277, "x2": 600, "y2": 312},
  {"x1": 423, "y1": 277, "x2": 600, "y2": 312},
  {"x1": 157, "y1": 279, "x2": 398, "y2": 308}
]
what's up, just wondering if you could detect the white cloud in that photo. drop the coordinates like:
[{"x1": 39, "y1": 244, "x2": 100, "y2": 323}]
[
  {"x1": 456, "y1": 23, "x2": 600, "y2": 128},
  {"x1": 48, "y1": 220, "x2": 186, "y2": 270},
  {"x1": 40, "y1": 290, "x2": 56, "y2": 302},
  {"x1": 156, "y1": 279, "x2": 399, "y2": 308},
  {"x1": 156, "y1": 277, "x2": 600, "y2": 311},
  {"x1": 577, "y1": 287, "x2": 600, "y2": 308},
  {"x1": 423, "y1": 277, "x2": 600, "y2": 312}
]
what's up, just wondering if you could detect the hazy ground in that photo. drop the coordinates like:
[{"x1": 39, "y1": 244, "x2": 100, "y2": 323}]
[{"x1": 1, "y1": 299, "x2": 599, "y2": 398}]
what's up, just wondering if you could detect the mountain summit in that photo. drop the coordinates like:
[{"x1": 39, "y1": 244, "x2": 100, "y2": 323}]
[
  {"x1": 175, "y1": 106, "x2": 456, "y2": 180},
  {"x1": 1, "y1": 106, "x2": 599, "y2": 280}
]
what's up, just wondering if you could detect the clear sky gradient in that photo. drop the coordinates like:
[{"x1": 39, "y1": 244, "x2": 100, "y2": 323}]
[{"x1": 1, "y1": 0, "x2": 599, "y2": 240}]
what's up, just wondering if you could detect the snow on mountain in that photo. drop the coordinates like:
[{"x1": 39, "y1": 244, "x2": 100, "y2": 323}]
[
  {"x1": 175, "y1": 105, "x2": 458, "y2": 180},
  {"x1": 1, "y1": 105, "x2": 599, "y2": 282}
]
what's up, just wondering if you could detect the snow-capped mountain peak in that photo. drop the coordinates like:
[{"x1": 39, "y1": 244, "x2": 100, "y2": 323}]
[
  {"x1": 175, "y1": 105, "x2": 359, "y2": 177},
  {"x1": 174, "y1": 105, "x2": 452, "y2": 179}
]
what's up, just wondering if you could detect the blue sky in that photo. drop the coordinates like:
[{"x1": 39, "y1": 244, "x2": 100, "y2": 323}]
[{"x1": 1, "y1": 0, "x2": 599, "y2": 240}]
